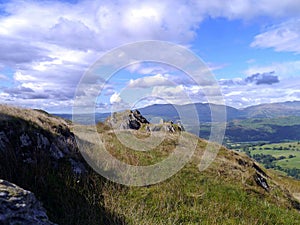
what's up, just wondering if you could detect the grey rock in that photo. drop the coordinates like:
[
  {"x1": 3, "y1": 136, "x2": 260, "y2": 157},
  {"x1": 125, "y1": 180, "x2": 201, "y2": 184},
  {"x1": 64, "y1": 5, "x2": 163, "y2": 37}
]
[
  {"x1": 20, "y1": 133, "x2": 32, "y2": 147},
  {"x1": 49, "y1": 143, "x2": 64, "y2": 159},
  {"x1": 69, "y1": 158, "x2": 87, "y2": 175},
  {"x1": 37, "y1": 133, "x2": 50, "y2": 149},
  {"x1": 0, "y1": 131, "x2": 9, "y2": 150},
  {"x1": 0, "y1": 179, "x2": 56, "y2": 225}
]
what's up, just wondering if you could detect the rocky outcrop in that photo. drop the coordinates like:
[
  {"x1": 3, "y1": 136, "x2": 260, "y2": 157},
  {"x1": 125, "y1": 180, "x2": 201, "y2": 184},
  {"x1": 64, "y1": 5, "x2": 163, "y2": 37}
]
[
  {"x1": 106, "y1": 109, "x2": 183, "y2": 133},
  {"x1": 0, "y1": 179, "x2": 56, "y2": 225},
  {"x1": 0, "y1": 105, "x2": 90, "y2": 224},
  {"x1": 0, "y1": 105, "x2": 124, "y2": 225},
  {"x1": 106, "y1": 110, "x2": 149, "y2": 130},
  {"x1": 0, "y1": 105, "x2": 86, "y2": 175}
]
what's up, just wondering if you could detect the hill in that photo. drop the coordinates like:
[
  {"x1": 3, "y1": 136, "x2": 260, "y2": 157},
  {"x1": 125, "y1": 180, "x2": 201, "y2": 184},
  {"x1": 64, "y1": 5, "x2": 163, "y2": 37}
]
[
  {"x1": 242, "y1": 101, "x2": 300, "y2": 118},
  {"x1": 137, "y1": 101, "x2": 300, "y2": 122},
  {"x1": 1, "y1": 105, "x2": 300, "y2": 224},
  {"x1": 223, "y1": 116, "x2": 300, "y2": 143},
  {"x1": 56, "y1": 101, "x2": 300, "y2": 125}
]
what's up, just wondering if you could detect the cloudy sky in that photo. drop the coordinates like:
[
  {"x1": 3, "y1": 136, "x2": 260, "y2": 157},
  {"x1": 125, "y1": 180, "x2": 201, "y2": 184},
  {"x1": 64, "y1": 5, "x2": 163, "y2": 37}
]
[{"x1": 0, "y1": 0, "x2": 300, "y2": 113}]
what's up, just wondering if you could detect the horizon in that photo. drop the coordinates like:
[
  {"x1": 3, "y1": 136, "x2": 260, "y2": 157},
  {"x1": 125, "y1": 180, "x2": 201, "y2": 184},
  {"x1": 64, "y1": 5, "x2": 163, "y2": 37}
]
[
  {"x1": 0, "y1": 0, "x2": 300, "y2": 113},
  {"x1": 55, "y1": 100, "x2": 300, "y2": 114}
]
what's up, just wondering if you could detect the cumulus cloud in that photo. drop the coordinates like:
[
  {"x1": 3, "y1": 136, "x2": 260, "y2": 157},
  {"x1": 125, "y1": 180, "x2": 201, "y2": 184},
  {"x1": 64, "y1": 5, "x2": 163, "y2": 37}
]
[
  {"x1": 128, "y1": 74, "x2": 172, "y2": 88},
  {"x1": 0, "y1": 0, "x2": 300, "y2": 111},
  {"x1": 0, "y1": 0, "x2": 205, "y2": 111},
  {"x1": 222, "y1": 83, "x2": 300, "y2": 108},
  {"x1": 110, "y1": 92, "x2": 122, "y2": 104},
  {"x1": 245, "y1": 71, "x2": 279, "y2": 85},
  {"x1": 219, "y1": 71, "x2": 279, "y2": 86},
  {"x1": 219, "y1": 73, "x2": 300, "y2": 108},
  {"x1": 216, "y1": 66, "x2": 300, "y2": 108},
  {"x1": 151, "y1": 85, "x2": 192, "y2": 105},
  {"x1": 125, "y1": 63, "x2": 173, "y2": 75}
]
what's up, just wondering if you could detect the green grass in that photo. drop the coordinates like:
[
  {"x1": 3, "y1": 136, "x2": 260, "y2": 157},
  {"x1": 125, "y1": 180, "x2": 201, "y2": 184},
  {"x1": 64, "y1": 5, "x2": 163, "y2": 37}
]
[
  {"x1": 1, "y1": 106, "x2": 300, "y2": 225},
  {"x1": 104, "y1": 163, "x2": 300, "y2": 225},
  {"x1": 90, "y1": 123, "x2": 300, "y2": 224}
]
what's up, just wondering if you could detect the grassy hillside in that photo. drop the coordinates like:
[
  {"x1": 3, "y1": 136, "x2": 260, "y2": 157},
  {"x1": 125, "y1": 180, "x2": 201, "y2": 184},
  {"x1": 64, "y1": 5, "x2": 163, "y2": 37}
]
[
  {"x1": 94, "y1": 122, "x2": 300, "y2": 224},
  {"x1": 1, "y1": 105, "x2": 300, "y2": 224}
]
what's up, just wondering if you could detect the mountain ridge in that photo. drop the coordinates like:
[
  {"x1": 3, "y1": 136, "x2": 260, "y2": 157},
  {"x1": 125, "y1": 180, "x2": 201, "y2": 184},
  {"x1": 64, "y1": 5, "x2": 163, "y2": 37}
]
[{"x1": 54, "y1": 100, "x2": 300, "y2": 124}]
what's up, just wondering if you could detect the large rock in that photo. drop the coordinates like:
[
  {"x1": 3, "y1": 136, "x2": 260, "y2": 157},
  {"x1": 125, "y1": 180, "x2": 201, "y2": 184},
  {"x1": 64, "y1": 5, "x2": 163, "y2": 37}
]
[
  {"x1": 106, "y1": 110, "x2": 149, "y2": 130},
  {"x1": 105, "y1": 109, "x2": 184, "y2": 133},
  {"x1": 0, "y1": 179, "x2": 56, "y2": 225}
]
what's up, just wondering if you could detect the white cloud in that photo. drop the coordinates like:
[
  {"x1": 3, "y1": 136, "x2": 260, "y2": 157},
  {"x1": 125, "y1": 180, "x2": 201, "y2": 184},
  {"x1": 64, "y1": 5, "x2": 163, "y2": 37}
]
[
  {"x1": 251, "y1": 19, "x2": 300, "y2": 53},
  {"x1": 1, "y1": 0, "x2": 300, "y2": 111},
  {"x1": 151, "y1": 85, "x2": 191, "y2": 105},
  {"x1": 0, "y1": 0, "x2": 205, "y2": 112},
  {"x1": 220, "y1": 75, "x2": 300, "y2": 108},
  {"x1": 194, "y1": 0, "x2": 300, "y2": 19},
  {"x1": 0, "y1": 74, "x2": 9, "y2": 80},
  {"x1": 128, "y1": 74, "x2": 172, "y2": 88},
  {"x1": 217, "y1": 59, "x2": 300, "y2": 108},
  {"x1": 110, "y1": 92, "x2": 122, "y2": 104}
]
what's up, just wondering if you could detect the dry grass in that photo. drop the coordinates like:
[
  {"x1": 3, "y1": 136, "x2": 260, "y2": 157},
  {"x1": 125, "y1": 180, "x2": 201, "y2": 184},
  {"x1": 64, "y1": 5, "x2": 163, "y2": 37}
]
[{"x1": 0, "y1": 104, "x2": 69, "y2": 134}]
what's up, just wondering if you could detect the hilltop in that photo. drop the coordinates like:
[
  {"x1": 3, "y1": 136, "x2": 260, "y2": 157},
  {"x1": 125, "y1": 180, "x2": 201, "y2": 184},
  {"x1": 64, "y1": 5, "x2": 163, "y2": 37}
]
[{"x1": 1, "y1": 105, "x2": 300, "y2": 224}]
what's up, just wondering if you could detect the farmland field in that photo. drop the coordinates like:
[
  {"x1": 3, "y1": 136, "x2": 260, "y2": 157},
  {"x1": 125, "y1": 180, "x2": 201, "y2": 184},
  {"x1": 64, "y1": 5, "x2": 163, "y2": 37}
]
[{"x1": 230, "y1": 141, "x2": 300, "y2": 179}]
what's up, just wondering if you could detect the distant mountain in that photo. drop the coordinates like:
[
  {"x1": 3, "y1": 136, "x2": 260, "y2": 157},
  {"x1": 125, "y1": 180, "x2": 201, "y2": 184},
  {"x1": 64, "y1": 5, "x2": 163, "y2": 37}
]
[
  {"x1": 55, "y1": 101, "x2": 300, "y2": 125},
  {"x1": 139, "y1": 103, "x2": 243, "y2": 123},
  {"x1": 139, "y1": 101, "x2": 300, "y2": 122},
  {"x1": 137, "y1": 101, "x2": 300, "y2": 142},
  {"x1": 242, "y1": 101, "x2": 300, "y2": 118}
]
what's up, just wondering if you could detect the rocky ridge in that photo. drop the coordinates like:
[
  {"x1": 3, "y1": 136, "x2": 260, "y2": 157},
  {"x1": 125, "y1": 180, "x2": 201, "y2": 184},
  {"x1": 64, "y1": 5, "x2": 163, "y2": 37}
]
[
  {"x1": 105, "y1": 109, "x2": 184, "y2": 132},
  {"x1": 0, "y1": 105, "x2": 92, "y2": 224}
]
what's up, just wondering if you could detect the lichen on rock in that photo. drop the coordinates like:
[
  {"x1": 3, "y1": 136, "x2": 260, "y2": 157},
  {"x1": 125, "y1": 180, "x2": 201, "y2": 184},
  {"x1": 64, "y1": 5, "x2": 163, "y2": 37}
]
[{"x1": 0, "y1": 179, "x2": 56, "y2": 225}]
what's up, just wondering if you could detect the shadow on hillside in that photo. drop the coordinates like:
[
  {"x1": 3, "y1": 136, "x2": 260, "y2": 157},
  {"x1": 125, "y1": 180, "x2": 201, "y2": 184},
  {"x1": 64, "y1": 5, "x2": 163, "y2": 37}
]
[{"x1": 0, "y1": 113, "x2": 126, "y2": 225}]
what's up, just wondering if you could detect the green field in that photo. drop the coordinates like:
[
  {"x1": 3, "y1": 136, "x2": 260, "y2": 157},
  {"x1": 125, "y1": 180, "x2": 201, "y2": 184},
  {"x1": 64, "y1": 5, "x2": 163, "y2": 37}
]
[
  {"x1": 239, "y1": 142, "x2": 300, "y2": 168},
  {"x1": 251, "y1": 149, "x2": 300, "y2": 169},
  {"x1": 230, "y1": 141, "x2": 300, "y2": 179}
]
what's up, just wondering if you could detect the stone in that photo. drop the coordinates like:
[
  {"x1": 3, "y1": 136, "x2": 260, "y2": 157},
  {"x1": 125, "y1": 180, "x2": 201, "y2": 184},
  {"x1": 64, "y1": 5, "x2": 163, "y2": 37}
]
[
  {"x1": 20, "y1": 133, "x2": 32, "y2": 147},
  {"x1": 0, "y1": 131, "x2": 9, "y2": 150},
  {"x1": 0, "y1": 179, "x2": 56, "y2": 225}
]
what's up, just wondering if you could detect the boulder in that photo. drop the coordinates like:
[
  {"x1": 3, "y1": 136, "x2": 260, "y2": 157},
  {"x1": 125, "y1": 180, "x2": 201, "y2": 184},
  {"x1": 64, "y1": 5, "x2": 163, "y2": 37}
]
[
  {"x1": 106, "y1": 110, "x2": 149, "y2": 130},
  {"x1": 0, "y1": 179, "x2": 56, "y2": 225}
]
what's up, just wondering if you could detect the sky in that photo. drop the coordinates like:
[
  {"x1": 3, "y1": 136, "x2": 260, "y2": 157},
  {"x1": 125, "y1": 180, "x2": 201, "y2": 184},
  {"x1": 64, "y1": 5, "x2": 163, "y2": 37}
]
[{"x1": 0, "y1": 0, "x2": 300, "y2": 113}]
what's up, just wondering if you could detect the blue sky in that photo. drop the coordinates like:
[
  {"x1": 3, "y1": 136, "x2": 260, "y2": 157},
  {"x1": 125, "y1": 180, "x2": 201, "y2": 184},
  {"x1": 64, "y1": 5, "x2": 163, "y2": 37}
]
[{"x1": 0, "y1": 0, "x2": 299, "y2": 113}]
